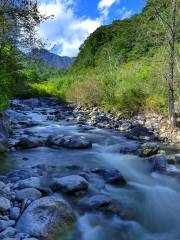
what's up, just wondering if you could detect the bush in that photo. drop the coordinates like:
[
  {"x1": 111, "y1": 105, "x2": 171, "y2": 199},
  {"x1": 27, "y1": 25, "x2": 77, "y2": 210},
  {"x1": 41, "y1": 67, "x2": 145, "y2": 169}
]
[
  {"x1": 67, "y1": 78, "x2": 103, "y2": 106},
  {"x1": 117, "y1": 87, "x2": 147, "y2": 115}
]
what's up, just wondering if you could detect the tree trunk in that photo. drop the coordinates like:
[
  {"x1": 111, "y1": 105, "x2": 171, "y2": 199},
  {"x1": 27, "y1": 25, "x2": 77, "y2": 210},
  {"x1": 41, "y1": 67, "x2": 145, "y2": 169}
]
[{"x1": 167, "y1": 0, "x2": 177, "y2": 128}]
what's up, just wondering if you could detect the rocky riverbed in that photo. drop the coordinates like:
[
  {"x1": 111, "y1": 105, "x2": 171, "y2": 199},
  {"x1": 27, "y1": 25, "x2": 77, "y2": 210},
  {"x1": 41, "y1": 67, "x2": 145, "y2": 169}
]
[{"x1": 0, "y1": 97, "x2": 180, "y2": 240}]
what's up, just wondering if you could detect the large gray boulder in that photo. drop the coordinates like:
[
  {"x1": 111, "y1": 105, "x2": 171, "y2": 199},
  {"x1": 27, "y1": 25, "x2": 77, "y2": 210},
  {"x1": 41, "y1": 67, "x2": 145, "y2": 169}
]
[
  {"x1": 51, "y1": 175, "x2": 89, "y2": 193},
  {"x1": 16, "y1": 196, "x2": 75, "y2": 238}
]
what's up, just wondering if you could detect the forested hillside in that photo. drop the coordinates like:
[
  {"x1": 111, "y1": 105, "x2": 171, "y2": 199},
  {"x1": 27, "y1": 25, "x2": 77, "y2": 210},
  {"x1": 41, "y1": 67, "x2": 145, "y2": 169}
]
[
  {"x1": 33, "y1": 0, "x2": 180, "y2": 117},
  {"x1": 0, "y1": 0, "x2": 179, "y2": 119}
]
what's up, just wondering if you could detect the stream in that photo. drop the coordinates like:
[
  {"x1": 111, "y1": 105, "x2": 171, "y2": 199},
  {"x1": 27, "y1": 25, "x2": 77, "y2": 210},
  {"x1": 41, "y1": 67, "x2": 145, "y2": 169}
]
[{"x1": 1, "y1": 97, "x2": 180, "y2": 240}]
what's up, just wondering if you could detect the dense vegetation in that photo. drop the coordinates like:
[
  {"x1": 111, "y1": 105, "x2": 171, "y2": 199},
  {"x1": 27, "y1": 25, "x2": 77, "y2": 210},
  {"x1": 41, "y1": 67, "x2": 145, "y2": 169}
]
[
  {"x1": 32, "y1": 0, "x2": 180, "y2": 116},
  {"x1": 0, "y1": 0, "x2": 179, "y2": 117},
  {"x1": 0, "y1": 0, "x2": 51, "y2": 112}
]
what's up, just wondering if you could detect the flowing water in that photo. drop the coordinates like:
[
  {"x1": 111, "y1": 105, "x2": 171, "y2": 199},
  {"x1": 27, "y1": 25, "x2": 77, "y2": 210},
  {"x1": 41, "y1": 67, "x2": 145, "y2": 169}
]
[{"x1": 1, "y1": 99, "x2": 180, "y2": 240}]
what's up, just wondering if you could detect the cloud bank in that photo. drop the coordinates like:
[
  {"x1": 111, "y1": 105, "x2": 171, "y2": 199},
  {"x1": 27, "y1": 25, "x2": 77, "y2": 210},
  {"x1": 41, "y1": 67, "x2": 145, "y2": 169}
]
[{"x1": 38, "y1": 0, "x2": 133, "y2": 57}]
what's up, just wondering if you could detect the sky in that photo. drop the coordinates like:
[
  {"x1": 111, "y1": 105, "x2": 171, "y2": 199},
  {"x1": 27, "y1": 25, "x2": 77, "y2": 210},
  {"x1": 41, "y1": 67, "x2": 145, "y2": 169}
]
[{"x1": 38, "y1": 0, "x2": 145, "y2": 57}]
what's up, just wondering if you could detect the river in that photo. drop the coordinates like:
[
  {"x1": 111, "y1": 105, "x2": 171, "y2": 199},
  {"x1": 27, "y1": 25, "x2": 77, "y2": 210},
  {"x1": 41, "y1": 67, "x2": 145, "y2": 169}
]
[{"x1": 1, "y1": 98, "x2": 180, "y2": 240}]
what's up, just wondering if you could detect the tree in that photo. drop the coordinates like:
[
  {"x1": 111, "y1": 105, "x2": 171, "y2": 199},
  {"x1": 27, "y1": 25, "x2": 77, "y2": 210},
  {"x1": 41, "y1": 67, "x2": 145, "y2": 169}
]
[
  {"x1": 0, "y1": 0, "x2": 48, "y2": 48},
  {"x1": 150, "y1": 0, "x2": 180, "y2": 128},
  {"x1": 0, "y1": 1, "x2": 48, "y2": 111}
]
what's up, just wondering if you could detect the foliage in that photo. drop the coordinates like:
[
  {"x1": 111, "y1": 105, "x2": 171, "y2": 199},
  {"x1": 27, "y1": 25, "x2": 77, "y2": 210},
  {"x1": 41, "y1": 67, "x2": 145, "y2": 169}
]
[
  {"x1": 0, "y1": 0, "x2": 49, "y2": 112},
  {"x1": 33, "y1": 44, "x2": 179, "y2": 115}
]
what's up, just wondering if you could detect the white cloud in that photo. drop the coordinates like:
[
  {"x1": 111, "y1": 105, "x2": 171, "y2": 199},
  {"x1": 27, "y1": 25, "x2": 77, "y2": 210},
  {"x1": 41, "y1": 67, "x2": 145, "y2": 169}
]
[
  {"x1": 98, "y1": 0, "x2": 120, "y2": 19},
  {"x1": 38, "y1": 0, "x2": 102, "y2": 57},
  {"x1": 117, "y1": 6, "x2": 133, "y2": 19}
]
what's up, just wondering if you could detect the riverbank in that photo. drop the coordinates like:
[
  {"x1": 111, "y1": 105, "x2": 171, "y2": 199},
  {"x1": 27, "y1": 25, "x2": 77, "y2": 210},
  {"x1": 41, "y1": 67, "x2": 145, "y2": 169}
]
[
  {"x1": 0, "y1": 97, "x2": 180, "y2": 240},
  {"x1": 72, "y1": 104, "x2": 180, "y2": 145}
]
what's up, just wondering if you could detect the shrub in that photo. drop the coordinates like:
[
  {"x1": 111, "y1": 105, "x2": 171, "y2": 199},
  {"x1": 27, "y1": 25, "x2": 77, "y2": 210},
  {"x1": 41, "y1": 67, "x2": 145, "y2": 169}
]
[
  {"x1": 117, "y1": 86, "x2": 147, "y2": 115},
  {"x1": 67, "y1": 78, "x2": 103, "y2": 106}
]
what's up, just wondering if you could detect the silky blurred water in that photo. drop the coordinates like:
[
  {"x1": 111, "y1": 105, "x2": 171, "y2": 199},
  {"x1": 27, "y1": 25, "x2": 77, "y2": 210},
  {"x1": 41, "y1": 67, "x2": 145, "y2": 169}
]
[{"x1": 1, "y1": 102, "x2": 180, "y2": 240}]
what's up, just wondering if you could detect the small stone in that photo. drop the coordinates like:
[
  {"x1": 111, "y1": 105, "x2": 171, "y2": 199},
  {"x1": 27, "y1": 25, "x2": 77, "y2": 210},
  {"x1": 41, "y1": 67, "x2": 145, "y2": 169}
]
[
  {"x1": 10, "y1": 207, "x2": 20, "y2": 220},
  {"x1": 0, "y1": 197, "x2": 11, "y2": 211},
  {"x1": 175, "y1": 154, "x2": 180, "y2": 163},
  {"x1": 15, "y1": 188, "x2": 42, "y2": 201},
  {"x1": 92, "y1": 168, "x2": 126, "y2": 184},
  {"x1": 137, "y1": 142, "x2": 160, "y2": 157},
  {"x1": 145, "y1": 154, "x2": 167, "y2": 171},
  {"x1": 0, "y1": 215, "x2": 9, "y2": 221},
  {"x1": 15, "y1": 232, "x2": 30, "y2": 238},
  {"x1": 51, "y1": 175, "x2": 89, "y2": 193},
  {"x1": 82, "y1": 194, "x2": 111, "y2": 209},
  {"x1": 14, "y1": 177, "x2": 41, "y2": 190},
  {"x1": 0, "y1": 220, "x2": 15, "y2": 231},
  {"x1": 0, "y1": 227, "x2": 16, "y2": 238},
  {"x1": 23, "y1": 238, "x2": 39, "y2": 240}
]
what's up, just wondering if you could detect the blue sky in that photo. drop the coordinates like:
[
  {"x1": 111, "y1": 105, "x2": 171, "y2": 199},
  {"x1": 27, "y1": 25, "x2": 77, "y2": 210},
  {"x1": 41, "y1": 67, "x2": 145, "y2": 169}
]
[{"x1": 38, "y1": 0, "x2": 145, "y2": 57}]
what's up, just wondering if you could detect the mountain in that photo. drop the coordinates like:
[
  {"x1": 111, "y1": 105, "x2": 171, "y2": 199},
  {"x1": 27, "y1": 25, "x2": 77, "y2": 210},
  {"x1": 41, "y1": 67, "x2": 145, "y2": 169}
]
[{"x1": 30, "y1": 48, "x2": 75, "y2": 69}]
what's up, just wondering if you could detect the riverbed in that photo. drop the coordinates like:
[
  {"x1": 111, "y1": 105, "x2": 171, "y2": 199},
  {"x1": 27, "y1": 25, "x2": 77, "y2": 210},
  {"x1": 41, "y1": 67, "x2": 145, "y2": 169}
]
[{"x1": 1, "y1": 97, "x2": 180, "y2": 240}]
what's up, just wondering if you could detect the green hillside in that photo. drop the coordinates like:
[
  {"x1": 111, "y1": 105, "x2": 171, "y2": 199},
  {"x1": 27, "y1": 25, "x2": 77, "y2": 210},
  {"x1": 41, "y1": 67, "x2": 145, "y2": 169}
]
[{"x1": 32, "y1": 0, "x2": 179, "y2": 115}]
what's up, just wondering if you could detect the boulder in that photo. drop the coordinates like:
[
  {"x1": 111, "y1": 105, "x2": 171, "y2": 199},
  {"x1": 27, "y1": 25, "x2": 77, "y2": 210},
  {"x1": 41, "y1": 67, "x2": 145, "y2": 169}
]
[
  {"x1": 119, "y1": 142, "x2": 140, "y2": 154},
  {"x1": 49, "y1": 135, "x2": 92, "y2": 149},
  {"x1": 15, "y1": 138, "x2": 41, "y2": 149},
  {"x1": 137, "y1": 142, "x2": 160, "y2": 157},
  {"x1": 82, "y1": 194, "x2": 111, "y2": 210},
  {"x1": 15, "y1": 188, "x2": 42, "y2": 201},
  {"x1": 51, "y1": 175, "x2": 89, "y2": 193},
  {"x1": 14, "y1": 177, "x2": 42, "y2": 190},
  {"x1": 16, "y1": 196, "x2": 75, "y2": 238},
  {"x1": 126, "y1": 126, "x2": 156, "y2": 141},
  {"x1": 145, "y1": 154, "x2": 167, "y2": 171},
  {"x1": 0, "y1": 197, "x2": 11, "y2": 211},
  {"x1": 92, "y1": 168, "x2": 126, "y2": 184}
]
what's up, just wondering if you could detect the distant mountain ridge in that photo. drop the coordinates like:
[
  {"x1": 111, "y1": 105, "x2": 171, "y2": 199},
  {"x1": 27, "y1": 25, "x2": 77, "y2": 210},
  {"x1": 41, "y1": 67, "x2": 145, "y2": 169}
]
[{"x1": 30, "y1": 48, "x2": 75, "y2": 69}]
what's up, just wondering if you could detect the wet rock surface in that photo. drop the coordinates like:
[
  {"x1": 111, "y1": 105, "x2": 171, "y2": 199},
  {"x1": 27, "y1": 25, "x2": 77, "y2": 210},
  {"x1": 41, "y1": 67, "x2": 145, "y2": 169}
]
[
  {"x1": 16, "y1": 196, "x2": 75, "y2": 238},
  {"x1": 0, "y1": 97, "x2": 179, "y2": 240},
  {"x1": 51, "y1": 175, "x2": 89, "y2": 193}
]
